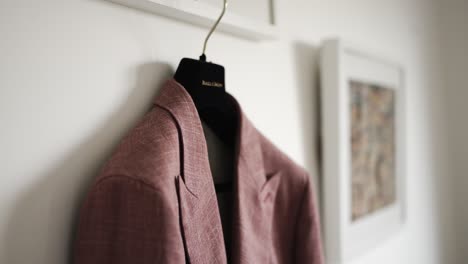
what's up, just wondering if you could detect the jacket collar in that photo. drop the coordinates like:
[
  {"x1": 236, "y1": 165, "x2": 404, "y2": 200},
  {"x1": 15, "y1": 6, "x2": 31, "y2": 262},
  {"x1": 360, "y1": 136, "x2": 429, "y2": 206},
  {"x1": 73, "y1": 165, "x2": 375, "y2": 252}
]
[
  {"x1": 154, "y1": 79, "x2": 278, "y2": 263},
  {"x1": 154, "y1": 78, "x2": 266, "y2": 197}
]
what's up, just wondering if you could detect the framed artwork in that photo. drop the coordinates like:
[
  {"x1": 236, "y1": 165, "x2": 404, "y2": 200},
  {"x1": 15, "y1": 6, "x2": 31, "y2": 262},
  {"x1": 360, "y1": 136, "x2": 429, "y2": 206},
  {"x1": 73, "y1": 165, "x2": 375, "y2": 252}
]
[
  {"x1": 320, "y1": 39, "x2": 406, "y2": 263},
  {"x1": 106, "y1": 0, "x2": 278, "y2": 40}
]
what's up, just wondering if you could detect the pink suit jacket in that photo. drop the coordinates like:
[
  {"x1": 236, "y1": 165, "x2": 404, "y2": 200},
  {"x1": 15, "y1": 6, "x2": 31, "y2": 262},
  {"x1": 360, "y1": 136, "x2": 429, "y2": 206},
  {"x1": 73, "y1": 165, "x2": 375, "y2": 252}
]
[{"x1": 74, "y1": 79, "x2": 324, "y2": 264}]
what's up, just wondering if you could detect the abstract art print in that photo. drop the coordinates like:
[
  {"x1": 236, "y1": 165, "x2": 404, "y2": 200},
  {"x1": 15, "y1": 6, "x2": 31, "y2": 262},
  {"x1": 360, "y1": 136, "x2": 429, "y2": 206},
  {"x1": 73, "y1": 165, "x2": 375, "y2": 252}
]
[
  {"x1": 349, "y1": 80, "x2": 396, "y2": 221},
  {"x1": 321, "y1": 39, "x2": 405, "y2": 263}
]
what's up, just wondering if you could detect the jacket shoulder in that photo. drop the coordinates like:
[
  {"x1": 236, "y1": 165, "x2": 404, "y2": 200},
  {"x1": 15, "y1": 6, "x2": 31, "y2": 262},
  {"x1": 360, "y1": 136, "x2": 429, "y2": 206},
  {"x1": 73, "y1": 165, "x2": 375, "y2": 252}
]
[{"x1": 96, "y1": 106, "x2": 180, "y2": 189}]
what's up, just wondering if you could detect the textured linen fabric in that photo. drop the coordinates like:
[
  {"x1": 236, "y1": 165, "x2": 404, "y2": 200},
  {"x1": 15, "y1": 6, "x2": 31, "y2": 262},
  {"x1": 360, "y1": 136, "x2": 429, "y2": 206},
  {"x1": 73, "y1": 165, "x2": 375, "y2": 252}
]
[{"x1": 74, "y1": 79, "x2": 324, "y2": 264}]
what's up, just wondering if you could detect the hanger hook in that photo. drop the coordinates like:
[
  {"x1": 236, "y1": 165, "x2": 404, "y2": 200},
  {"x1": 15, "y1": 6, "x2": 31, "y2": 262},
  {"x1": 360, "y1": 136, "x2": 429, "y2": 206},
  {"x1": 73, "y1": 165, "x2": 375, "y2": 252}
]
[{"x1": 200, "y1": 0, "x2": 228, "y2": 61}]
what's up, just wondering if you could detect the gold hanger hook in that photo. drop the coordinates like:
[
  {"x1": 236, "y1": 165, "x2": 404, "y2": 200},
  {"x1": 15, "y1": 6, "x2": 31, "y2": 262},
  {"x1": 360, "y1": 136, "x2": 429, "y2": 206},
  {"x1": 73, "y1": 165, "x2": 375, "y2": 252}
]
[{"x1": 200, "y1": 0, "x2": 228, "y2": 61}]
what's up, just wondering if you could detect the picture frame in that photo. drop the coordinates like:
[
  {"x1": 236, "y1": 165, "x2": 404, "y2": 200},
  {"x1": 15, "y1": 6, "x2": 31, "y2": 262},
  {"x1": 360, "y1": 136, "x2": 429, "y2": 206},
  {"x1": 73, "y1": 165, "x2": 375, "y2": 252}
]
[
  {"x1": 106, "y1": 0, "x2": 279, "y2": 40},
  {"x1": 320, "y1": 39, "x2": 406, "y2": 263}
]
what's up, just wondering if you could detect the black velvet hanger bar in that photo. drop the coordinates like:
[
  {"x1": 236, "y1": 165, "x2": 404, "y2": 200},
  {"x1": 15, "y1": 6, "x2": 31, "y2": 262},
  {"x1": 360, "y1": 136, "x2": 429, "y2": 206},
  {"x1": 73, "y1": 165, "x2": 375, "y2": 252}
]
[{"x1": 214, "y1": 181, "x2": 233, "y2": 193}]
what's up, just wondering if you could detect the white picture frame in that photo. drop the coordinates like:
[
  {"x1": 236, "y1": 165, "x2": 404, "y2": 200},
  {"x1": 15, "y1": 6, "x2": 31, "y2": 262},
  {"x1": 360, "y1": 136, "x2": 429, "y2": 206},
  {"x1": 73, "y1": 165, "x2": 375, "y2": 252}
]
[
  {"x1": 106, "y1": 0, "x2": 278, "y2": 40},
  {"x1": 320, "y1": 39, "x2": 406, "y2": 263}
]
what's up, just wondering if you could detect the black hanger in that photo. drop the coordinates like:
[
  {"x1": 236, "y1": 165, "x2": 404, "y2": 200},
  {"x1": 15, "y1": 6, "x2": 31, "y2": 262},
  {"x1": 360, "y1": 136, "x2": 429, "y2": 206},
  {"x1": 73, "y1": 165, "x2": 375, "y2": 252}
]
[{"x1": 174, "y1": 0, "x2": 238, "y2": 149}]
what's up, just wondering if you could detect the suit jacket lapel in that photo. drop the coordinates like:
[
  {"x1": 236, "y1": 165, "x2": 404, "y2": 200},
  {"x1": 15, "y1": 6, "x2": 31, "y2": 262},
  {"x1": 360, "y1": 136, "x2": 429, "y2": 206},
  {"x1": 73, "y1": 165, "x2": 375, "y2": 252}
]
[
  {"x1": 155, "y1": 79, "x2": 281, "y2": 264},
  {"x1": 231, "y1": 106, "x2": 282, "y2": 264},
  {"x1": 155, "y1": 79, "x2": 227, "y2": 264},
  {"x1": 177, "y1": 175, "x2": 227, "y2": 263}
]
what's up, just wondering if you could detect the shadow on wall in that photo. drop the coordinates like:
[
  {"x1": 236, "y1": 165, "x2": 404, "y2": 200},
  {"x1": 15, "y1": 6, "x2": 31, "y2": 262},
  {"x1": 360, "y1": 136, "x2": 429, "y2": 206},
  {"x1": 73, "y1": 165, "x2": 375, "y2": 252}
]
[
  {"x1": 3, "y1": 62, "x2": 173, "y2": 264},
  {"x1": 292, "y1": 41, "x2": 323, "y2": 210}
]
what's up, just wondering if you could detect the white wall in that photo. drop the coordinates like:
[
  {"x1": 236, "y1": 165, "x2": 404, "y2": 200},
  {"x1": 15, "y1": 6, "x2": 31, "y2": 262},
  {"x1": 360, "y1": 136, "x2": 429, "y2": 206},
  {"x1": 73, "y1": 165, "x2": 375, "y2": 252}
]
[
  {"x1": 439, "y1": 0, "x2": 468, "y2": 263},
  {"x1": 0, "y1": 0, "x2": 456, "y2": 263}
]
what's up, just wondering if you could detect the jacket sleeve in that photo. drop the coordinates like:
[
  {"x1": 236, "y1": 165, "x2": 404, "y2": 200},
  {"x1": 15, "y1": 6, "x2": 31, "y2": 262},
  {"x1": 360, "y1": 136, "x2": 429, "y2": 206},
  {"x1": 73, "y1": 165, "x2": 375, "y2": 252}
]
[
  {"x1": 74, "y1": 175, "x2": 185, "y2": 264},
  {"x1": 294, "y1": 173, "x2": 324, "y2": 264}
]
